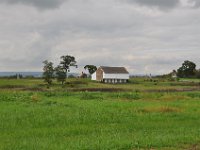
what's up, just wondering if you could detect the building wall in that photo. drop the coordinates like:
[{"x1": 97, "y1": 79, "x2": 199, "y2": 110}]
[
  {"x1": 103, "y1": 73, "x2": 129, "y2": 79},
  {"x1": 91, "y1": 72, "x2": 96, "y2": 80},
  {"x1": 96, "y1": 68, "x2": 104, "y2": 81}
]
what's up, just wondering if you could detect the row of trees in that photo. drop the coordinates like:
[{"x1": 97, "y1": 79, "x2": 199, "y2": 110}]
[{"x1": 43, "y1": 55, "x2": 97, "y2": 85}]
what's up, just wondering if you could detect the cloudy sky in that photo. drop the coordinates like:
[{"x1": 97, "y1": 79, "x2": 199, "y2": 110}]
[{"x1": 0, "y1": 0, "x2": 199, "y2": 74}]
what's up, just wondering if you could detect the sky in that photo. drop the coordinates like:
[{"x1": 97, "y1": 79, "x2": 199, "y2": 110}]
[{"x1": 0, "y1": 0, "x2": 199, "y2": 74}]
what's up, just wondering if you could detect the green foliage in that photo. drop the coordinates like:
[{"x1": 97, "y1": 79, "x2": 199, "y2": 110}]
[
  {"x1": 42, "y1": 55, "x2": 77, "y2": 86},
  {"x1": 54, "y1": 65, "x2": 66, "y2": 85},
  {"x1": 177, "y1": 60, "x2": 196, "y2": 78},
  {"x1": 42, "y1": 60, "x2": 54, "y2": 85},
  {"x1": 84, "y1": 65, "x2": 97, "y2": 75},
  {"x1": 60, "y1": 55, "x2": 77, "y2": 78}
]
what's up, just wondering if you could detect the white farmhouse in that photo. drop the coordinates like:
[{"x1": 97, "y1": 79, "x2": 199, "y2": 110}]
[{"x1": 91, "y1": 66, "x2": 129, "y2": 83}]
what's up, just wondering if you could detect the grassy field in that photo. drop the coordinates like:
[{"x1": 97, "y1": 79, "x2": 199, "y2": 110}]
[{"x1": 0, "y1": 78, "x2": 200, "y2": 149}]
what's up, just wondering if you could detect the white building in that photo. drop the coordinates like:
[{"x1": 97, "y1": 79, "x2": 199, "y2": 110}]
[{"x1": 91, "y1": 66, "x2": 129, "y2": 83}]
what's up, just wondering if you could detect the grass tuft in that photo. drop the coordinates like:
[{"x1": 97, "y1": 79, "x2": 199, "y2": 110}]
[
  {"x1": 80, "y1": 92, "x2": 104, "y2": 100},
  {"x1": 30, "y1": 94, "x2": 40, "y2": 102},
  {"x1": 111, "y1": 92, "x2": 141, "y2": 100}
]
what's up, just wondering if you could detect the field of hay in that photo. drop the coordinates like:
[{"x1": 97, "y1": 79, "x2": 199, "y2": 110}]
[{"x1": 0, "y1": 78, "x2": 200, "y2": 150}]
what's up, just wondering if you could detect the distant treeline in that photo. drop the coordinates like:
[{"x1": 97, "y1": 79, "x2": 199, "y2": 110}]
[
  {"x1": 0, "y1": 74, "x2": 78, "y2": 79},
  {"x1": 159, "y1": 60, "x2": 200, "y2": 79},
  {"x1": 0, "y1": 74, "x2": 37, "y2": 79}
]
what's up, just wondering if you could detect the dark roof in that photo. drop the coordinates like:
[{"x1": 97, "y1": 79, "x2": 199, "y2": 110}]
[{"x1": 100, "y1": 66, "x2": 129, "y2": 74}]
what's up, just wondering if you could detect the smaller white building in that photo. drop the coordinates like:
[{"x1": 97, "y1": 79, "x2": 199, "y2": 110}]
[
  {"x1": 91, "y1": 72, "x2": 96, "y2": 80},
  {"x1": 92, "y1": 66, "x2": 129, "y2": 83}
]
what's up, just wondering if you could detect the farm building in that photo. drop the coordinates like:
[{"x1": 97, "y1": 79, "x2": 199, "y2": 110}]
[{"x1": 91, "y1": 66, "x2": 129, "y2": 83}]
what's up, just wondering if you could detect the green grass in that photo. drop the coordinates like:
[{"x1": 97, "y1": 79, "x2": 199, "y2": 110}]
[
  {"x1": 0, "y1": 78, "x2": 200, "y2": 149},
  {"x1": 179, "y1": 78, "x2": 200, "y2": 83}
]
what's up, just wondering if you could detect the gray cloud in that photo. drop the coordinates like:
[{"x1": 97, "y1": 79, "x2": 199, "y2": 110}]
[
  {"x1": 126, "y1": 0, "x2": 180, "y2": 9},
  {"x1": 0, "y1": 0, "x2": 199, "y2": 74},
  {"x1": 189, "y1": 0, "x2": 200, "y2": 8},
  {"x1": 0, "y1": 0, "x2": 65, "y2": 9}
]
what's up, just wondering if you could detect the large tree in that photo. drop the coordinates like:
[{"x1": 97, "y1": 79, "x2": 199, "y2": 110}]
[
  {"x1": 43, "y1": 60, "x2": 54, "y2": 85},
  {"x1": 55, "y1": 65, "x2": 66, "y2": 85},
  {"x1": 60, "y1": 55, "x2": 77, "y2": 78},
  {"x1": 84, "y1": 65, "x2": 97, "y2": 75},
  {"x1": 177, "y1": 60, "x2": 196, "y2": 78}
]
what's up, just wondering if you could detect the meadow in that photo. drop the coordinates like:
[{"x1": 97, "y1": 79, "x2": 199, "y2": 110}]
[{"x1": 0, "y1": 78, "x2": 200, "y2": 150}]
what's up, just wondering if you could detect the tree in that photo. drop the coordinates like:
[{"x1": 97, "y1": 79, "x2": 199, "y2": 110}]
[
  {"x1": 43, "y1": 60, "x2": 54, "y2": 85},
  {"x1": 84, "y1": 65, "x2": 97, "y2": 75},
  {"x1": 55, "y1": 65, "x2": 66, "y2": 85},
  {"x1": 177, "y1": 60, "x2": 196, "y2": 78},
  {"x1": 60, "y1": 55, "x2": 77, "y2": 78}
]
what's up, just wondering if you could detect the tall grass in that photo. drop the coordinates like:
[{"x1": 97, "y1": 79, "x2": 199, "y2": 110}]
[
  {"x1": 0, "y1": 78, "x2": 200, "y2": 149},
  {"x1": 0, "y1": 91, "x2": 200, "y2": 149}
]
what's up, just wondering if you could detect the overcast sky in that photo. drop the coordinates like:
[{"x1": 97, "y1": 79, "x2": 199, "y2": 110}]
[{"x1": 0, "y1": 0, "x2": 199, "y2": 74}]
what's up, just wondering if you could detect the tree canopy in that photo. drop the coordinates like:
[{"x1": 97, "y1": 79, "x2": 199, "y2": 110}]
[
  {"x1": 55, "y1": 65, "x2": 66, "y2": 85},
  {"x1": 60, "y1": 55, "x2": 77, "y2": 78},
  {"x1": 177, "y1": 60, "x2": 196, "y2": 78},
  {"x1": 42, "y1": 60, "x2": 54, "y2": 85},
  {"x1": 84, "y1": 65, "x2": 97, "y2": 75}
]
